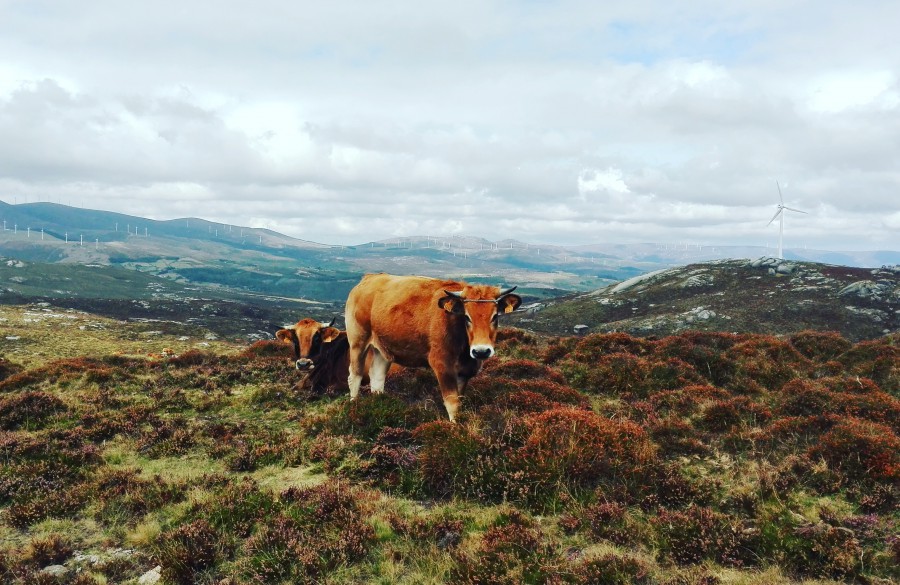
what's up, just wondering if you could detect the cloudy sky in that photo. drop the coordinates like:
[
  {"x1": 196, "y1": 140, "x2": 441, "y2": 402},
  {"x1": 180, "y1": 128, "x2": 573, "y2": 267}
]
[{"x1": 1, "y1": 1, "x2": 898, "y2": 250}]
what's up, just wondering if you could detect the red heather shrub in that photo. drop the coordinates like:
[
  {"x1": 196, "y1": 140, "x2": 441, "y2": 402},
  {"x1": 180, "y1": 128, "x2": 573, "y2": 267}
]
[
  {"x1": 580, "y1": 352, "x2": 651, "y2": 395},
  {"x1": 331, "y1": 393, "x2": 426, "y2": 440},
  {"x1": 777, "y1": 379, "x2": 900, "y2": 429},
  {"x1": 199, "y1": 478, "x2": 277, "y2": 538},
  {"x1": 237, "y1": 515, "x2": 319, "y2": 583},
  {"x1": 653, "y1": 331, "x2": 744, "y2": 386},
  {"x1": 583, "y1": 501, "x2": 632, "y2": 545},
  {"x1": 136, "y1": 418, "x2": 196, "y2": 458},
  {"x1": 0, "y1": 391, "x2": 67, "y2": 431},
  {"x1": 697, "y1": 397, "x2": 771, "y2": 432},
  {"x1": 236, "y1": 481, "x2": 376, "y2": 580},
  {"x1": 837, "y1": 337, "x2": 899, "y2": 391},
  {"x1": 724, "y1": 336, "x2": 811, "y2": 390},
  {"x1": 493, "y1": 390, "x2": 555, "y2": 415},
  {"x1": 94, "y1": 468, "x2": 186, "y2": 523},
  {"x1": 362, "y1": 427, "x2": 418, "y2": 486},
  {"x1": 0, "y1": 357, "x2": 112, "y2": 391},
  {"x1": 648, "y1": 416, "x2": 708, "y2": 457},
  {"x1": 647, "y1": 358, "x2": 704, "y2": 392},
  {"x1": 573, "y1": 553, "x2": 653, "y2": 585},
  {"x1": 23, "y1": 533, "x2": 73, "y2": 567},
  {"x1": 634, "y1": 462, "x2": 716, "y2": 511},
  {"x1": 153, "y1": 519, "x2": 222, "y2": 585},
  {"x1": 382, "y1": 367, "x2": 439, "y2": 401},
  {"x1": 788, "y1": 330, "x2": 852, "y2": 361},
  {"x1": 652, "y1": 505, "x2": 747, "y2": 566},
  {"x1": 481, "y1": 358, "x2": 567, "y2": 384},
  {"x1": 776, "y1": 379, "x2": 840, "y2": 417},
  {"x1": 540, "y1": 336, "x2": 579, "y2": 365},
  {"x1": 818, "y1": 375, "x2": 882, "y2": 395},
  {"x1": 758, "y1": 507, "x2": 864, "y2": 580},
  {"x1": 0, "y1": 358, "x2": 23, "y2": 383},
  {"x1": 388, "y1": 513, "x2": 464, "y2": 549},
  {"x1": 808, "y1": 419, "x2": 900, "y2": 484},
  {"x1": 569, "y1": 352, "x2": 701, "y2": 397},
  {"x1": 517, "y1": 408, "x2": 654, "y2": 492},
  {"x1": 451, "y1": 511, "x2": 555, "y2": 585},
  {"x1": 239, "y1": 339, "x2": 293, "y2": 358},
  {"x1": 466, "y1": 376, "x2": 590, "y2": 413},
  {"x1": 496, "y1": 327, "x2": 538, "y2": 345},
  {"x1": 166, "y1": 349, "x2": 219, "y2": 367},
  {"x1": 790, "y1": 522, "x2": 863, "y2": 580},
  {"x1": 413, "y1": 421, "x2": 499, "y2": 500},
  {"x1": 306, "y1": 432, "x2": 364, "y2": 473},
  {"x1": 494, "y1": 327, "x2": 540, "y2": 355},
  {"x1": 279, "y1": 480, "x2": 368, "y2": 526},
  {"x1": 574, "y1": 332, "x2": 654, "y2": 360},
  {"x1": 757, "y1": 415, "x2": 841, "y2": 454},
  {"x1": 648, "y1": 385, "x2": 730, "y2": 417}
]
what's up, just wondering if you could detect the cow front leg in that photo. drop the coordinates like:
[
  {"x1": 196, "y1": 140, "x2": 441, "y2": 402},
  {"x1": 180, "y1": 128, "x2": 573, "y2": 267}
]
[{"x1": 434, "y1": 371, "x2": 462, "y2": 423}]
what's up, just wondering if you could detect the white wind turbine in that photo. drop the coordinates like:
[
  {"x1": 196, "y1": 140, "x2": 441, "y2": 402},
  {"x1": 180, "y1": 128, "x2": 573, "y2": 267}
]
[{"x1": 767, "y1": 180, "x2": 807, "y2": 259}]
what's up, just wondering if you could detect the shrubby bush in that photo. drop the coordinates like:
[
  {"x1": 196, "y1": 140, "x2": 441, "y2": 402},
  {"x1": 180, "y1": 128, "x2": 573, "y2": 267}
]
[{"x1": 788, "y1": 330, "x2": 852, "y2": 361}]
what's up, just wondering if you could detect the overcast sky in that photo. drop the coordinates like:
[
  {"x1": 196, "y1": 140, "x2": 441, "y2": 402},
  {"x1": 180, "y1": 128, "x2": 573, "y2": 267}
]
[{"x1": 1, "y1": 1, "x2": 898, "y2": 250}]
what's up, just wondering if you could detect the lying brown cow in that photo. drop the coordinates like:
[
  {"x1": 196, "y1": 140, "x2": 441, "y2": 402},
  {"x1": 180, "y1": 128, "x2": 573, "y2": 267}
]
[
  {"x1": 276, "y1": 318, "x2": 341, "y2": 371},
  {"x1": 275, "y1": 317, "x2": 397, "y2": 393},
  {"x1": 276, "y1": 318, "x2": 350, "y2": 392},
  {"x1": 345, "y1": 273, "x2": 521, "y2": 421}
]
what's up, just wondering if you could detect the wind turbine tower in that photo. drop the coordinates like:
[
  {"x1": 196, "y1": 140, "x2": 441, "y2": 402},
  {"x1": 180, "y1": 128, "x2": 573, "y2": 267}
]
[{"x1": 767, "y1": 180, "x2": 807, "y2": 259}]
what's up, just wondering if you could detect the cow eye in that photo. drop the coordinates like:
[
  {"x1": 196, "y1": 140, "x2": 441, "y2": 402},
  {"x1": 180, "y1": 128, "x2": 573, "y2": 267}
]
[{"x1": 464, "y1": 315, "x2": 473, "y2": 326}]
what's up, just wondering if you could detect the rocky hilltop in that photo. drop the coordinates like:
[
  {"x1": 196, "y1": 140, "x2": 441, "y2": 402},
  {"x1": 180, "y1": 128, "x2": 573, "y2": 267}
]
[{"x1": 512, "y1": 258, "x2": 899, "y2": 341}]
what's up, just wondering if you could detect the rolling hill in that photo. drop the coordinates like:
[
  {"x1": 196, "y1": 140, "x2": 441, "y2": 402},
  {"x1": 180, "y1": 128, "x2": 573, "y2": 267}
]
[{"x1": 511, "y1": 258, "x2": 899, "y2": 342}]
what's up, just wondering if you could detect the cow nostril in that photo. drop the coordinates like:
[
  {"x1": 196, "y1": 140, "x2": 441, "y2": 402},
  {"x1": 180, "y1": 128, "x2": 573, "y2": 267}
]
[{"x1": 296, "y1": 359, "x2": 314, "y2": 370}]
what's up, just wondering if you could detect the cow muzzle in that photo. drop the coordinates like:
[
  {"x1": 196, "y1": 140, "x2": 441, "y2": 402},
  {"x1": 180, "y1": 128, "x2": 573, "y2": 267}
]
[
  {"x1": 295, "y1": 358, "x2": 315, "y2": 371},
  {"x1": 470, "y1": 345, "x2": 494, "y2": 360}
]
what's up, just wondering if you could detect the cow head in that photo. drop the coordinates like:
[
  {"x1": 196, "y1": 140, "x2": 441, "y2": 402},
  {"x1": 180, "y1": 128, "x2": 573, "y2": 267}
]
[
  {"x1": 275, "y1": 317, "x2": 341, "y2": 370},
  {"x1": 438, "y1": 285, "x2": 522, "y2": 359}
]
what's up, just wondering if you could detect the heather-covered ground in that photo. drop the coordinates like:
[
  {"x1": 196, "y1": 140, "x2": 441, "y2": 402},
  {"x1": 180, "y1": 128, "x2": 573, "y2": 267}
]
[{"x1": 0, "y1": 316, "x2": 898, "y2": 584}]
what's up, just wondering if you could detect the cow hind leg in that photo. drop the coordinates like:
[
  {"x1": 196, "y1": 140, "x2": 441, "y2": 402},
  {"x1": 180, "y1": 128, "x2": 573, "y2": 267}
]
[
  {"x1": 346, "y1": 339, "x2": 369, "y2": 400},
  {"x1": 368, "y1": 350, "x2": 391, "y2": 394}
]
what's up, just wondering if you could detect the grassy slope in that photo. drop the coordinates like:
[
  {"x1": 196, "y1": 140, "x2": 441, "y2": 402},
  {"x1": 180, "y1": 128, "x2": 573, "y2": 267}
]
[{"x1": 0, "y1": 307, "x2": 898, "y2": 584}]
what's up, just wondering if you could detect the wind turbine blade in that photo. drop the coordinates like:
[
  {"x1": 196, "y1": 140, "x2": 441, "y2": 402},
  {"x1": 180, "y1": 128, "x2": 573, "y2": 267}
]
[
  {"x1": 776, "y1": 180, "x2": 784, "y2": 205},
  {"x1": 783, "y1": 206, "x2": 807, "y2": 214},
  {"x1": 767, "y1": 208, "x2": 782, "y2": 226}
]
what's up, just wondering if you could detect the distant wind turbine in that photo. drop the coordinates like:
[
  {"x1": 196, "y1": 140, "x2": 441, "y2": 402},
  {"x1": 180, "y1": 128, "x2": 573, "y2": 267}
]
[{"x1": 767, "y1": 180, "x2": 807, "y2": 259}]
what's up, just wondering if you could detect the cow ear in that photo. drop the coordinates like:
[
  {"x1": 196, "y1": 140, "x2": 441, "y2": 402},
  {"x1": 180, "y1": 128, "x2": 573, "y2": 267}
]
[
  {"x1": 275, "y1": 329, "x2": 296, "y2": 344},
  {"x1": 498, "y1": 294, "x2": 522, "y2": 314},
  {"x1": 320, "y1": 327, "x2": 341, "y2": 343},
  {"x1": 438, "y1": 295, "x2": 465, "y2": 314}
]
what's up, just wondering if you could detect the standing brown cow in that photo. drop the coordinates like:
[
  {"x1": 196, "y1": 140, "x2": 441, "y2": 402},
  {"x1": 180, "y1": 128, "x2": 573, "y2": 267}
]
[{"x1": 345, "y1": 273, "x2": 521, "y2": 421}]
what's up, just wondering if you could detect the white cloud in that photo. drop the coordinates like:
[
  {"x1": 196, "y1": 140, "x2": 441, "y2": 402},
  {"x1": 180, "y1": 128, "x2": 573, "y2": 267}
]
[
  {"x1": 807, "y1": 70, "x2": 898, "y2": 113},
  {"x1": 0, "y1": 1, "x2": 897, "y2": 251}
]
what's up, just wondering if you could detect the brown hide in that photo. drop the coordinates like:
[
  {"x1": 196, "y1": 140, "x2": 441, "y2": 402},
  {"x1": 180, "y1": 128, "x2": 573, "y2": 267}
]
[{"x1": 345, "y1": 273, "x2": 521, "y2": 421}]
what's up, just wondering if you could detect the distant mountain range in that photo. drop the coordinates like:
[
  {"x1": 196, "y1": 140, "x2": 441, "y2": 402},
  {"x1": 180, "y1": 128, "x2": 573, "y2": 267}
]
[
  {"x1": 1, "y1": 201, "x2": 898, "y2": 341},
  {"x1": 1, "y1": 201, "x2": 897, "y2": 288}
]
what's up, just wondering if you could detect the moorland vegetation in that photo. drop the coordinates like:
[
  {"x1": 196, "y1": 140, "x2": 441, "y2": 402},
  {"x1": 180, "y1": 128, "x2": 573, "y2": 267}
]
[{"x1": 0, "y1": 311, "x2": 898, "y2": 584}]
